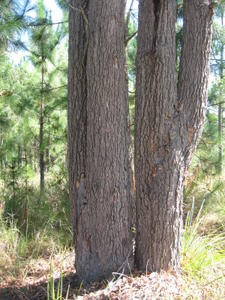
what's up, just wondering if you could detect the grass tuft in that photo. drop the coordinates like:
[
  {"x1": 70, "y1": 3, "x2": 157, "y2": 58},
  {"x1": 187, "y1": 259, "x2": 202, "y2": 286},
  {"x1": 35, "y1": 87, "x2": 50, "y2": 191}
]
[{"x1": 181, "y1": 199, "x2": 225, "y2": 299}]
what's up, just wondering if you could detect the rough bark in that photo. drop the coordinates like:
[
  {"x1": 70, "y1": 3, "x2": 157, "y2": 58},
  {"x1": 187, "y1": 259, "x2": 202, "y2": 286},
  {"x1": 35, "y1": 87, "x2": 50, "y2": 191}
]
[
  {"x1": 135, "y1": 0, "x2": 213, "y2": 272},
  {"x1": 68, "y1": 0, "x2": 134, "y2": 282},
  {"x1": 178, "y1": 0, "x2": 213, "y2": 167},
  {"x1": 68, "y1": 0, "x2": 88, "y2": 234}
]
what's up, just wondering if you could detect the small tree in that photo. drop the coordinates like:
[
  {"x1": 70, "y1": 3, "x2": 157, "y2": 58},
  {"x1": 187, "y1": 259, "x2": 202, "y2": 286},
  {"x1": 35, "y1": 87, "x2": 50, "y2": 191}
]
[
  {"x1": 30, "y1": 0, "x2": 64, "y2": 194},
  {"x1": 211, "y1": 2, "x2": 225, "y2": 173}
]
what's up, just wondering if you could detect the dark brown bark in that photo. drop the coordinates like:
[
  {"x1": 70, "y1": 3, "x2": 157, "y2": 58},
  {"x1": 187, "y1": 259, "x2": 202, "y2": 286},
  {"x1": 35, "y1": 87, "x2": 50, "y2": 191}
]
[
  {"x1": 135, "y1": 0, "x2": 213, "y2": 272},
  {"x1": 11, "y1": 159, "x2": 16, "y2": 201},
  {"x1": 68, "y1": 0, "x2": 88, "y2": 235},
  {"x1": 45, "y1": 123, "x2": 50, "y2": 172},
  {"x1": 68, "y1": 0, "x2": 134, "y2": 282},
  {"x1": 17, "y1": 144, "x2": 22, "y2": 167},
  {"x1": 178, "y1": 0, "x2": 213, "y2": 166},
  {"x1": 45, "y1": 147, "x2": 49, "y2": 171},
  {"x1": 40, "y1": 60, "x2": 45, "y2": 194},
  {"x1": 22, "y1": 147, "x2": 29, "y2": 234}
]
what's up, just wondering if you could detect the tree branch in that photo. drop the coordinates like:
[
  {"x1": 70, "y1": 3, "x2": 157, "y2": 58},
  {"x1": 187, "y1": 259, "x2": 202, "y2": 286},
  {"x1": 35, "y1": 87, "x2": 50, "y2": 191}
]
[
  {"x1": 125, "y1": 30, "x2": 137, "y2": 46},
  {"x1": 28, "y1": 20, "x2": 68, "y2": 27},
  {"x1": 208, "y1": 101, "x2": 225, "y2": 107},
  {"x1": 126, "y1": 0, "x2": 135, "y2": 27}
]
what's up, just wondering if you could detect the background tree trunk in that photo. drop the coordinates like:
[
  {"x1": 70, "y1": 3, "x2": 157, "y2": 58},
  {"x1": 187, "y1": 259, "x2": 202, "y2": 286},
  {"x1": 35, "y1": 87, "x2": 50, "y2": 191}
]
[
  {"x1": 40, "y1": 57, "x2": 45, "y2": 194},
  {"x1": 218, "y1": 12, "x2": 224, "y2": 173},
  {"x1": 68, "y1": 0, "x2": 134, "y2": 282},
  {"x1": 135, "y1": 0, "x2": 213, "y2": 272}
]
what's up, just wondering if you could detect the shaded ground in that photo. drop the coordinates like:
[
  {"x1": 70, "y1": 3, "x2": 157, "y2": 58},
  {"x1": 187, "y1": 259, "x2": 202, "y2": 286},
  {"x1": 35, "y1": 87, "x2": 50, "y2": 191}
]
[
  {"x1": 0, "y1": 251, "x2": 75, "y2": 299},
  {"x1": 0, "y1": 250, "x2": 184, "y2": 299},
  {"x1": 1, "y1": 273, "x2": 76, "y2": 300},
  {"x1": 1, "y1": 269, "x2": 184, "y2": 300},
  {"x1": 1, "y1": 268, "x2": 225, "y2": 299},
  {"x1": 1, "y1": 250, "x2": 224, "y2": 299}
]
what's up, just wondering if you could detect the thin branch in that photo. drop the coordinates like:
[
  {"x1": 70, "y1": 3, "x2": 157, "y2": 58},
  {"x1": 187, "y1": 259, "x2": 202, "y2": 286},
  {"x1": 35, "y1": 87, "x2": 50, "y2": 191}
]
[
  {"x1": 208, "y1": 101, "x2": 225, "y2": 107},
  {"x1": 42, "y1": 85, "x2": 67, "y2": 93},
  {"x1": 65, "y1": 0, "x2": 88, "y2": 25},
  {"x1": 16, "y1": 0, "x2": 29, "y2": 19},
  {"x1": 128, "y1": 90, "x2": 135, "y2": 94},
  {"x1": 125, "y1": 30, "x2": 137, "y2": 46},
  {"x1": 126, "y1": 0, "x2": 135, "y2": 27},
  {"x1": 66, "y1": 0, "x2": 89, "y2": 67},
  {"x1": 28, "y1": 20, "x2": 68, "y2": 27}
]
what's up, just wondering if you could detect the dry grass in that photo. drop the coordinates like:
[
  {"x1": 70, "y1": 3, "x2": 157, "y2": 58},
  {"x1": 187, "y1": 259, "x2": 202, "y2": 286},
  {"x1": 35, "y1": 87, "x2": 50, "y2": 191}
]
[
  {"x1": 0, "y1": 215, "x2": 73, "y2": 289},
  {"x1": 0, "y1": 183, "x2": 224, "y2": 299}
]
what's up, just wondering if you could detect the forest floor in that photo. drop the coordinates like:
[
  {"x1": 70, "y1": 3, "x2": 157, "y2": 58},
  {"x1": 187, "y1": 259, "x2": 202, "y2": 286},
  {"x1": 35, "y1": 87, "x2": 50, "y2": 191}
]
[
  {"x1": 1, "y1": 248, "x2": 224, "y2": 300},
  {"x1": 0, "y1": 176, "x2": 225, "y2": 299}
]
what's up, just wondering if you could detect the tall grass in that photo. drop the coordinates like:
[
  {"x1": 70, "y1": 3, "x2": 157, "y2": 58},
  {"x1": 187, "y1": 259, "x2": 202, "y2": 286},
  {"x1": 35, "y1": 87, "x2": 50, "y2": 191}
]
[
  {"x1": 0, "y1": 204, "x2": 72, "y2": 286},
  {"x1": 182, "y1": 199, "x2": 225, "y2": 298}
]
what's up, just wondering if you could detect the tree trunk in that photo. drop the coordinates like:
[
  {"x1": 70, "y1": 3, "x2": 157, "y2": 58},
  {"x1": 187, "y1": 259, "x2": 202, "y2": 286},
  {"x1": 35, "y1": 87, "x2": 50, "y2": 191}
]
[
  {"x1": 68, "y1": 0, "x2": 134, "y2": 282},
  {"x1": 178, "y1": 0, "x2": 214, "y2": 167},
  {"x1": 218, "y1": 98, "x2": 223, "y2": 173},
  {"x1": 11, "y1": 159, "x2": 16, "y2": 201},
  {"x1": 218, "y1": 13, "x2": 224, "y2": 174},
  {"x1": 40, "y1": 58, "x2": 45, "y2": 194},
  {"x1": 22, "y1": 147, "x2": 29, "y2": 235},
  {"x1": 45, "y1": 123, "x2": 50, "y2": 172},
  {"x1": 18, "y1": 144, "x2": 22, "y2": 167},
  {"x1": 68, "y1": 0, "x2": 88, "y2": 237},
  {"x1": 135, "y1": 0, "x2": 213, "y2": 272}
]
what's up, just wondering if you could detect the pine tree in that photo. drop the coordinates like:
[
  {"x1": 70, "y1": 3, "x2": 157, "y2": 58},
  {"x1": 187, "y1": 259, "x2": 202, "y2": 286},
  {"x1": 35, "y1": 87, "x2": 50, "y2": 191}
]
[
  {"x1": 68, "y1": 0, "x2": 134, "y2": 282},
  {"x1": 211, "y1": 1, "x2": 225, "y2": 173},
  {"x1": 0, "y1": 0, "x2": 30, "y2": 52},
  {"x1": 30, "y1": 0, "x2": 64, "y2": 194},
  {"x1": 135, "y1": 0, "x2": 213, "y2": 271}
]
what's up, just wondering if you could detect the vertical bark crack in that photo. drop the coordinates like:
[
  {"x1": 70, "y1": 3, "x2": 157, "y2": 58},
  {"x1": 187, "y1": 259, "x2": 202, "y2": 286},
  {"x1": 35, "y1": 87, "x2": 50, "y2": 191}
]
[{"x1": 153, "y1": 0, "x2": 161, "y2": 50}]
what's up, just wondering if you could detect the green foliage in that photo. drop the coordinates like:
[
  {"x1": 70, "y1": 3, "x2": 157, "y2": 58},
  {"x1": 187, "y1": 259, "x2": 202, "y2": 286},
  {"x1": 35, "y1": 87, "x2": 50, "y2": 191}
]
[
  {"x1": 127, "y1": 21, "x2": 137, "y2": 83},
  {"x1": 182, "y1": 201, "x2": 225, "y2": 298},
  {"x1": 126, "y1": 19, "x2": 137, "y2": 145},
  {"x1": 0, "y1": 0, "x2": 32, "y2": 52},
  {"x1": 0, "y1": 4, "x2": 71, "y2": 282},
  {"x1": 0, "y1": 211, "x2": 72, "y2": 287},
  {"x1": 1, "y1": 162, "x2": 71, "y2": 242},
  {"x1": 0, "y1": 0, "x2": 68, "y2": 234},
  {"x1": 183, "y1": 200, "x2": 224, "y2": 276}
]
